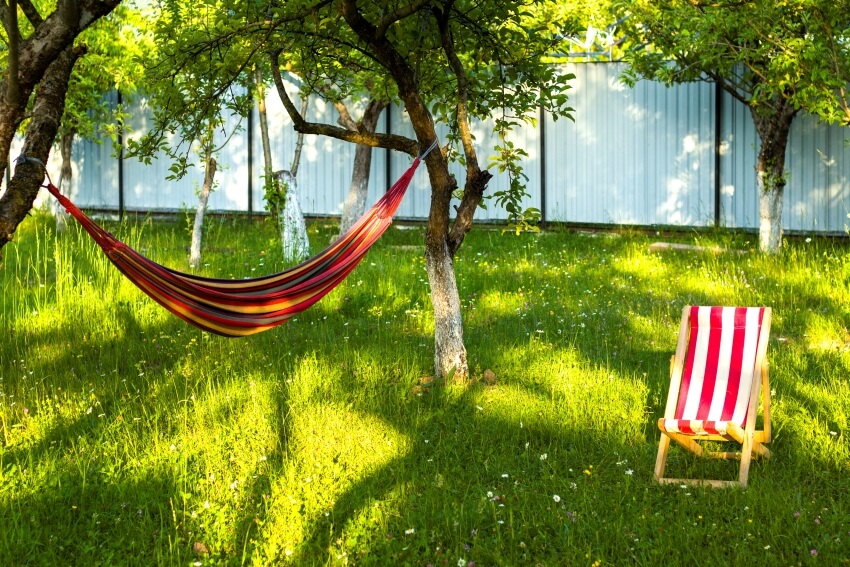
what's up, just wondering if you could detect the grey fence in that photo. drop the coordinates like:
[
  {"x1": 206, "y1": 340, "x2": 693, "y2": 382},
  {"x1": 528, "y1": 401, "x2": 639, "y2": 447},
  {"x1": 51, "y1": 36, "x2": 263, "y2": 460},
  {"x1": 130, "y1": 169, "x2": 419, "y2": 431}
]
[{"x1": 8, "y1": 63, "x2": 850, "y2": 234}]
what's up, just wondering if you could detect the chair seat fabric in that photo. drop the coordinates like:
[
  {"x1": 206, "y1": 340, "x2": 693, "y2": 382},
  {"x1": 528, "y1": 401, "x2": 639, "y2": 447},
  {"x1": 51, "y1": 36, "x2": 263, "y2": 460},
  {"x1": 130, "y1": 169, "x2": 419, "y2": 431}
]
[{"x1": 674, "y1": 306, "x2": 766, "y2": 427}]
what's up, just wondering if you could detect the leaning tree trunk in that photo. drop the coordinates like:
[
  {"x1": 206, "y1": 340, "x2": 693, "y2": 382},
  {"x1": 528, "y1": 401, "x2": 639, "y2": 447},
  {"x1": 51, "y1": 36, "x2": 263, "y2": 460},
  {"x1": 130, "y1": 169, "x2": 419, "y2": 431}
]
[
  {"x1": 337, "y1": 100, "x2": 387, "y2": 237},
  {"x1": 0, "y1": 0, "x2": 121, "y2": 247},
  {"x1": 750, "y1": 101, "x2": 797, "y2": 254},
  {"x1": 0, "y1": 46, "x2": 80, "y2": 258},
  {"x1": 54, "y1": 129, "x2": 75, "y2": 233},
  {"x1": 189, "y1": 154, "x2": 217, "y2": 268}
]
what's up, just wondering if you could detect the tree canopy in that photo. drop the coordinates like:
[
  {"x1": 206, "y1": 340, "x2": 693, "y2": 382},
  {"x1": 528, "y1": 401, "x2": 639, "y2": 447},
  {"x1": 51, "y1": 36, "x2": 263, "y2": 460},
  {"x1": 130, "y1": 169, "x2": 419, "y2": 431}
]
[{"x1": 618, "y1": 0, "x2": 850, "y2": 253}]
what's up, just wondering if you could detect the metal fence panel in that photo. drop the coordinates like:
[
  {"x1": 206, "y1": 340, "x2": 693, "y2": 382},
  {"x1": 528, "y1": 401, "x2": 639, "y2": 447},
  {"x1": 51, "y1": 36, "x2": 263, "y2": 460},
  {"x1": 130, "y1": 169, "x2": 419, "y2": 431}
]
[
  {"x1": 545, "y1": 63, "x2": 715, "y2": 226},
  {"x1": 16, "y1": 65, "x2": 848, "y2": 235}
]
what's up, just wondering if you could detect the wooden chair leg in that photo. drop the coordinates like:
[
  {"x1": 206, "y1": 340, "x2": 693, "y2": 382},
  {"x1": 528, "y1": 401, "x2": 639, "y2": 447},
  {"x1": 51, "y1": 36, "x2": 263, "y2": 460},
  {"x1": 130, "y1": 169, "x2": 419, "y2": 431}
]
[
  {"x1": 738, "y1": 433, "x2": 754, "y2": 488},
  {"x1": 655, "y1": 434, "x2": 671, "y2": 482}
]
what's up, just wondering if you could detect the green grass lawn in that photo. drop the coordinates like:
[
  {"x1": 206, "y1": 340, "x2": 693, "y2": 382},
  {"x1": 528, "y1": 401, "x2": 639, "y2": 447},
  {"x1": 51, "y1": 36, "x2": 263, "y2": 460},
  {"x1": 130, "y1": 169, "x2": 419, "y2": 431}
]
[{"x1": 1, "y1": 211, "x2": 849, "y2": 566}]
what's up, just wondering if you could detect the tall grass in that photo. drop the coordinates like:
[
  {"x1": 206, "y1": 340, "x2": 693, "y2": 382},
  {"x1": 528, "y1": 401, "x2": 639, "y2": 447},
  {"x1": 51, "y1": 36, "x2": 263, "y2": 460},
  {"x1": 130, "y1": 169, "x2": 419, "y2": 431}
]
[{"x1": 1, "y1": 212, "x2": 849, "y2": 565}]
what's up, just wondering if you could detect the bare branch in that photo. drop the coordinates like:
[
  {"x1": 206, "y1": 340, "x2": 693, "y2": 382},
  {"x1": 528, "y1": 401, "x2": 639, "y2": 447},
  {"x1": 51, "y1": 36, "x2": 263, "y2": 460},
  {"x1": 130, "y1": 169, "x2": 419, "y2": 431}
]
[
  {"x1": 375, "y1": 0, "x2": 431, "y2": 38},
  {"x1": 334, "y1": 100, "x2": 357, "y2": 130},
  {"x1": 4, "y1": 0, "x2": 21, "y2": 106},
  {"x1": 17, "y1": 0, "x2": 42, "y2": 27},
  {"x1": 269, "y1": 50, "x2": 417, "y2": 155}
]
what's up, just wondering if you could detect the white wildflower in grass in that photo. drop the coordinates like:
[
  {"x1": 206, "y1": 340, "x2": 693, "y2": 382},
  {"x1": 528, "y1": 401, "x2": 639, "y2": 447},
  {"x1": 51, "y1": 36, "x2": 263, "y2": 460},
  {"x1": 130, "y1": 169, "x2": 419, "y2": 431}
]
[
  {"x1": 487, "y1": 491, "x2": 493, "y2": 499},
  {"x1": 458, "y1": 559, "x2": 467, "y2": 567},
  {"x1": 539, "y1": 453, "x2": 548, "y2": 461},
  {"x1": 553, "y1": 495, "x2": 561, "y2": 503},
  {"x1": 405, "y1": 528, "x2": 415, "y2": 535},
  {"x1": 625, "y1": 469, "x2": 634, "y2": 476}
]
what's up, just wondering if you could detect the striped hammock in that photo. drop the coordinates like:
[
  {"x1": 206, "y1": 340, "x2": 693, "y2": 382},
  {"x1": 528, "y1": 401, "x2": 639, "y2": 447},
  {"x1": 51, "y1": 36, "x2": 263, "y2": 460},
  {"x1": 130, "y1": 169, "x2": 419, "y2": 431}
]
[{"x1": 45, "y1": 156, "x2": 424, "y2": 337}]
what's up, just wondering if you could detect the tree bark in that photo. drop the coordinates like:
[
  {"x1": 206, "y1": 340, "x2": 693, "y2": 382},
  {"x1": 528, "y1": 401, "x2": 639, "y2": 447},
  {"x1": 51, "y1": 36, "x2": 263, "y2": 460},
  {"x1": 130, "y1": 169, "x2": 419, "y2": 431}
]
[
  {"x1": 336, "y1": 99, "x2": 387, "y2": 237},
  {"x1": 275, "y1": 170, "x2": 309, "y2": 263},
  {"x1": 750, "y1": 100, "x2": 797, "y2": 254},
  {"x1": 189, "y1": 154, "x2": 216, "y2": 268},
  {"x1": 0, "y1": 46, "x2": 80, "y2": 257}
]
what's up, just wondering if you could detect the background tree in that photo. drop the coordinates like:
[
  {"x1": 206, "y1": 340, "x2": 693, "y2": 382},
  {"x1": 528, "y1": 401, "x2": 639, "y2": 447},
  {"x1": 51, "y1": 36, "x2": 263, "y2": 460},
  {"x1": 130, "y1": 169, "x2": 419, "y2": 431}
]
[
  {"x1": 0, "y1": 0, "x2": 121, "y2": 259},
  {"x1": 744, "y1": 0, "x2": 850, "y2": 127},
  {"x1": 617, "y1": 0, "x2": 845, "y2": 254},
  {"x1": 52, "y1": 3, "x2": 150, "y2": 231}
]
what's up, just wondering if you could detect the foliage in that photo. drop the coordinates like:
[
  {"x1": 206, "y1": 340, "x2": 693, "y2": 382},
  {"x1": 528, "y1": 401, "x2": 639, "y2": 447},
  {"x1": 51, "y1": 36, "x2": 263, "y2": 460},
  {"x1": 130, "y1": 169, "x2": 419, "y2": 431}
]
[
  {"x1": 2, "y1": 213, "x2": 850, "y2": 564},
  {"x1": 747, "y1": 0, "x2": 850, "y2": 126},
  {"x1": 0, "y1": 0, "x2": 151, "y2": 142},
  {"x1": 134, "y1": 0, "x2": 579, "y2": 230}
]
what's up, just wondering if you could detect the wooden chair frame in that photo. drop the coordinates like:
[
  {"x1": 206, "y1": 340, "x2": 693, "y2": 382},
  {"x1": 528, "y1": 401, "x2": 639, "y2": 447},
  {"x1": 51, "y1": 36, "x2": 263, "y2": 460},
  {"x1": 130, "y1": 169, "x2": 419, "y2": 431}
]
[{"x1": 654, "y1": 306, "x2": 772, "y2": 488}]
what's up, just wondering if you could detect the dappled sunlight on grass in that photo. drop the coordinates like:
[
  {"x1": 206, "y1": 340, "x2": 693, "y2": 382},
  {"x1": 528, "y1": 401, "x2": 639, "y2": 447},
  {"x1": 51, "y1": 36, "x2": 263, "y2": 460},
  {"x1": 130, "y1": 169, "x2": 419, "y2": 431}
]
[
  {"x1": 256, "y1": 403, "x2": 410, "y2": 563},
  {"x1": 3, "y1": 212, "x2": 850, "y2": 564}
]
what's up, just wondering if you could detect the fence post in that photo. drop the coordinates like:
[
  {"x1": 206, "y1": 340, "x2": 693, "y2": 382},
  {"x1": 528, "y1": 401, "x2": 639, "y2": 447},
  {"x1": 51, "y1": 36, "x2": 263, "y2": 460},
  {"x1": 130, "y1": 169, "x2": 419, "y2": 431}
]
[
  {"x1": 714, "y1": 80, "x2": 722, "y2": 228},
  {"x1": 248, "y1": 103, "x2": 254, "y2": 219},
  {"x1": 117, "y1": 89, "x2": 124, "y2": 221},
  {"x1": 385, "y1": 104, "x2": 392, "y2": 193},
  {"x1": 539, "y1": 105, "x2": 547, "y2": 228}
]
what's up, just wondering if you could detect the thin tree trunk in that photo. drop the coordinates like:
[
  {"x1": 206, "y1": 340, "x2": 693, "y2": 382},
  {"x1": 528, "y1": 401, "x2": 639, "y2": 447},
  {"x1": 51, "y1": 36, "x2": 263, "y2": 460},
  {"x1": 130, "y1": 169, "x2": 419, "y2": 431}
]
[
  {"x1": 54, "y1": 129, "x2": 74, "y2": 232},
  {"x1": 256, "y1": 68, "x2": 274, "y2": 180},
  {"x1": 750, "y1": 101, "x2": 797, "y2": 254},
  {"x1": 0, "y1": 46, "x2": 80, "y2": 258},
  {"x1": 189, "y1": 154, "x2": 216, "y2": 268},
  {"x1": 337, "y1": 99, "x2": 387, "y2": 237}
]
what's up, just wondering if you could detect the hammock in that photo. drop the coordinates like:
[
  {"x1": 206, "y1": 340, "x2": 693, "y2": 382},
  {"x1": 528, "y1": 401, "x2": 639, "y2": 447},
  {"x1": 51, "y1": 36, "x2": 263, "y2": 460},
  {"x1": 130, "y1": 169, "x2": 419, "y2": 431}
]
[{"x1": 43, "y1": 152, "x2": 428, "y2": 337}]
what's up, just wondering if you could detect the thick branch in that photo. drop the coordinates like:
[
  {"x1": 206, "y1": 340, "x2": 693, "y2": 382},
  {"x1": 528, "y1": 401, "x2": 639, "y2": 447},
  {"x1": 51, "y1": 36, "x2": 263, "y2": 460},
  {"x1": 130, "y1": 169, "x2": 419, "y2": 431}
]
[
  {"x1": 0, "y1": 45, "x2": 81, "y2": 254},
  {"x1": 375, "y1": 0, "x2": 431, "y2": 38},
  {"x1": 5, "y1": 0, "x2": 21, "y2": 106},
  {"x1": 18, "y1": 0, "x2": 43, "y2": 26},
  {"x1": 437, "y1": 3, "x2": 490, "y2": 253},
  {"x1": 270, "y1": 50, "x2": 417, "y2": 155}
]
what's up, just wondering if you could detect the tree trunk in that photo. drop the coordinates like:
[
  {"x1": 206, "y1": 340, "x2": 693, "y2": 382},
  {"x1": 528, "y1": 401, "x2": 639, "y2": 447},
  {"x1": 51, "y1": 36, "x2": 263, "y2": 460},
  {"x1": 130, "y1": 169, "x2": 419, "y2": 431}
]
[
  {"x1": 750, "y1": 100, "x2": 797, "y2": 254},
  {"x1": 255, "y1": 68, "x2": 280, "y2": 218},
  {"x1": 0, "y1": 46, "x2": 80, "y2": 258},
  {"x1": 275, "y1": 170, "x2": 309, "y2": 263},
  {"x1": 337, "y1": 100, "x2": 387, "y2": 237},
  {"x1": 189, "y1": 155, "x2": 216, "y2": 268},
  {"x1": 425, "y1": 240, "x2": 467, "y2": 380},
  {"x1": 54, "y1": 129, "x2": 74, "y2": 232}
]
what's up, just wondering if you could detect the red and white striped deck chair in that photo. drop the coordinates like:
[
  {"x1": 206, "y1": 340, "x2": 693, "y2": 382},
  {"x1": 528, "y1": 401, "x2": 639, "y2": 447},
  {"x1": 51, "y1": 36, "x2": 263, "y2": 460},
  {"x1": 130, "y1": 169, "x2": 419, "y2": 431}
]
[{"x1": 655, "y1": 306, "x2": 772, "y2": 488}]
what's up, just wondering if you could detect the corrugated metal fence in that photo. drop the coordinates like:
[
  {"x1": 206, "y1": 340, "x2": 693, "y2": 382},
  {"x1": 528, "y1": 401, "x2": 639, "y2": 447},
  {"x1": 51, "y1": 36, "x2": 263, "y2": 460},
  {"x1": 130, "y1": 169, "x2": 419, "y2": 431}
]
[{"x1": 9, "y1": 63, "x2": 850, "y2": 233}]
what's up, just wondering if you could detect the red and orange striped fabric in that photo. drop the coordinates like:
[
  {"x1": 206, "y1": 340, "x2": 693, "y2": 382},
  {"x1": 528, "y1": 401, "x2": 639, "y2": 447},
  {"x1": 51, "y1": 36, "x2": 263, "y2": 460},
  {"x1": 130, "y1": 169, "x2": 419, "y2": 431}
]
[
  {"x1": 661, "y1": 306, "x2": 768, "y2": 436},
  {"x1": 45, "y1": 157, "x2": 423, "y2": 337}
]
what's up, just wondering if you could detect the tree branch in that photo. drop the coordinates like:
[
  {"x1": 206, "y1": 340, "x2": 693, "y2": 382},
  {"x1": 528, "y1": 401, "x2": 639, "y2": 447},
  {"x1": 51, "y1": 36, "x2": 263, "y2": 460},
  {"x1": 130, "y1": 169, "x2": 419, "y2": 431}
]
[
  {"x1": 4, "y1": 0, "x2": 21, "y2": 106},
  {"x1": 436, "y1": 2, "x2": 490, "y2": 253},
  {"x1": 375, "y1": 0, "x2": 431, "y2": 38},
  {"x1": 269, "y1": 50, "x2": 418, "y2": 155},
  {"x1": 334, "y1": 100, "x2": 358, "y2": 130},
  {"x1": 17, "y1": 0, "x2": 42, "y2": 27}
]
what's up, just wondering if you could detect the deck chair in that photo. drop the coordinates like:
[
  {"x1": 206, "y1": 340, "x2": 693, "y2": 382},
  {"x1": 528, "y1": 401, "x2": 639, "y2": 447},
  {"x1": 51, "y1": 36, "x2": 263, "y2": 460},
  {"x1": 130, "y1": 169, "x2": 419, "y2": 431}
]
[{"x1": 654, "y1": 306, "x2": 772, "y2": 488}]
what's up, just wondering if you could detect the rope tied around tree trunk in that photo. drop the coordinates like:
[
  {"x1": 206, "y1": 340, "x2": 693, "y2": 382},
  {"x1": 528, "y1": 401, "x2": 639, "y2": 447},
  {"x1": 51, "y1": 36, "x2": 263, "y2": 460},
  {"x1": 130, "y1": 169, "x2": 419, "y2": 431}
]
[{"x1": 15, "y1": 154, "x2": 54, "y2": 186}]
